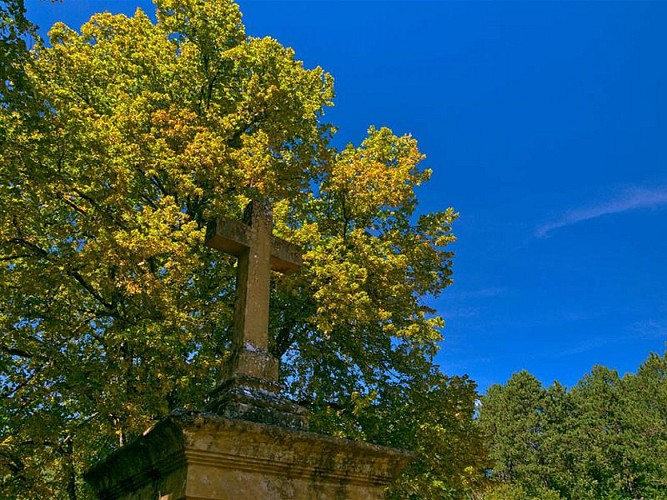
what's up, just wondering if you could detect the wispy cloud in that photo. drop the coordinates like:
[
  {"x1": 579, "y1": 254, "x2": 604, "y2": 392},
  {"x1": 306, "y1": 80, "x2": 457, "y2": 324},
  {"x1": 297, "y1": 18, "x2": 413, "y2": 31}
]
[
  {"x1": 536, "y1": 186, "x2": 667, "y2": 238},
  {"x1": 443, "y1": 307, "x2": 479, "y2": 319},
  {"x1": 555, "y1": 336, "x2": 613, "y2": 357},
  {"x1": 553, "y1": 321, "x2": 667, "y2": 359},
  {"x1": 445, "y1": 287, "x2": 508, "y2": 300},
  {"x1": 632, "y1": 320, "x2": 667, "y2": 340}
]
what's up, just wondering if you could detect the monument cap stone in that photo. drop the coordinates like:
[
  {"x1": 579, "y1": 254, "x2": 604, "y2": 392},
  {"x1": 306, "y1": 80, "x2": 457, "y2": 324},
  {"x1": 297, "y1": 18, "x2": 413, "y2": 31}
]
[{"x1": 85, "y1": 410, "x2": 415, "y2": 500}]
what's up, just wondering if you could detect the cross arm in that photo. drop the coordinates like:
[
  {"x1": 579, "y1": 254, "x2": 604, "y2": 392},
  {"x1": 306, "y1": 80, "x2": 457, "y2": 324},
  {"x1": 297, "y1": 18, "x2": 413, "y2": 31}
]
[
  {"x1": 205, "y1": 210, "x2": 302, "y2": 275},
  {"x1": 205, "y1": 219, "x2": 250, "y2": 256},
  {"x1": 270, "y1": 237, "x2": 302, "y2": 274}
]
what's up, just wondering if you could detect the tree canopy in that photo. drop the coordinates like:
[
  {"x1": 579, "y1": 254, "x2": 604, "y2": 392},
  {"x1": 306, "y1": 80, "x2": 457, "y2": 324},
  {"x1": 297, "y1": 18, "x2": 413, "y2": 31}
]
[
  {"x1": 478, "y1": 351, "x2": 667, "y2": 499},
  {"x1": 0, "y1": 1, "x2": 486, "y2": 497}
]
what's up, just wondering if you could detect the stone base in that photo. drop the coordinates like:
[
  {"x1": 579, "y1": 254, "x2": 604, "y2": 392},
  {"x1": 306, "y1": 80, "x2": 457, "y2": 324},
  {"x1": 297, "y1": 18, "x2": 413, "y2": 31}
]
[
  {"x1": 85, "y1": 411, "x2": 413, "y2": 500},
  {"x1": 206, "y1": 378, "x2": 309, "y2": 432},
  {"x1": 203, "y1": 344, "x2": 309, "y2": 431}
]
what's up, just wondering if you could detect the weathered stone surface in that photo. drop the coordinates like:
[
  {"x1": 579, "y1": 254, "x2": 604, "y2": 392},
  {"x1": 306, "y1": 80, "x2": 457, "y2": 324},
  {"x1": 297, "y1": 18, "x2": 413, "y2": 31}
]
[
  {"x1": 205, "y1": 201, "x2": 301, "y2": 355},
  {"x1": 85, "y1": 411, "x2": 414, "y2": 500},
  {"x1": 204, "y1": 201, "x2": 307, "y2": 430},
  {"x1": 206, "y1": 379, "x2": 309, "y2": 431}
]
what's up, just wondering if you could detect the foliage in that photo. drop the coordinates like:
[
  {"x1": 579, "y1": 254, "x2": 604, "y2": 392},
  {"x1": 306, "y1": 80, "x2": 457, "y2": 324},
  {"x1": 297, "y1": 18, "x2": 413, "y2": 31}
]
[
  {"x1": 621, "y1": 352, "x2": 667, "y2": 496},
  {"x1": 0, "y1": 1, "x2": 479, "y2": 497},
  {"x1": 1, "y1": 0, "x2": 34, "y2": 104},
  {"x1": 480, "y1": 483, "x2": 562, "y2": 500},
  {"x1": 477, "y1": 351, "x2": 667, "y2": 500},
  {"x1": 379, "y1": 373, "x2": 488, "y2": 499},
  {"x1": 477, "y1": 371, "x2": 545, "y2": 491}
]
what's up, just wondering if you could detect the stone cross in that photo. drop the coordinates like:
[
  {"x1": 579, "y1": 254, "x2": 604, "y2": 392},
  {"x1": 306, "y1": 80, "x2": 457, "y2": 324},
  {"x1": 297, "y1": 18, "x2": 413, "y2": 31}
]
[{"x1": 205, "y1": 200, "x2": 302, "y2": 389}]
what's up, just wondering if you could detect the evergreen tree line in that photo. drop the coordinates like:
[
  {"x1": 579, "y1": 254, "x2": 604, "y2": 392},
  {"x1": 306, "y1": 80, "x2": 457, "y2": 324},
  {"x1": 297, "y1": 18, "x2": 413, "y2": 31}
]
[{"x1": 476, "y1": 351, "x2": 667, "y2": 499}]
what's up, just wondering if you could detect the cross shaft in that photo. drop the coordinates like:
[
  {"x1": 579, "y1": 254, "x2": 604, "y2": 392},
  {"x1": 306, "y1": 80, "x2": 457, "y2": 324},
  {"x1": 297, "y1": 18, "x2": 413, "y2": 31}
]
[{"x1": 205, "y1": 201, "x2": 301, "y2": 382}]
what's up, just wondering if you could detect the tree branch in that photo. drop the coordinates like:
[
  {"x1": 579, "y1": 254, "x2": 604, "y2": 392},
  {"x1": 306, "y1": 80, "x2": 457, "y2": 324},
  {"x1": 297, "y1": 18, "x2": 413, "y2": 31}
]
[{"x1": 10, "y1": 237, "x2": 115, "y2": 311}]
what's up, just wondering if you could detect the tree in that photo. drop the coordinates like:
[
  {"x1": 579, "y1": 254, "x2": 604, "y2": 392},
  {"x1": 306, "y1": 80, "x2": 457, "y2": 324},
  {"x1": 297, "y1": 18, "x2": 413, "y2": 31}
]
[
  {"x1": 0, "y1": 1, "x2": 472, "y2": 497},
  {"x1": 477, "y1": 371, "x2": 563, "y2": 499},
  {"x1": 539, "y1": 381, "x2": 577, "y2": 498},
  {"x1": 1, "y1": 0, "x2": 34, "y2": 103},
  {"x1": 619, "y1": 352, "x2": 667, "y2": 497},
  {"x1": 478, "y1": 371, "x2": 545, "y2": 487},
  {"x1": 478, "y1": 353, "x2": 667, "y2": 499},
  {"x1": 378, "y1": 373, "x2": 488, "y2": 499},
  {"x1": 567, "y1": 365, "x2": 630, "y2": 499}
]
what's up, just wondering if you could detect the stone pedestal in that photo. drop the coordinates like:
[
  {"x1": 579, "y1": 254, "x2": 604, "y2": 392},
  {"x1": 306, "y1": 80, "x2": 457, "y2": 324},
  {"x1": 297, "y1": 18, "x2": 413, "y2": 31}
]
[
  {"x1": 85, "y1": 410, "x2": 413, "y2": 500},
  {"x1": 85, "y1": 202, "x2": 414, "y2": 498},
  {"x1": 204, "y1": 346, "x2": 309, "y2": 432}
]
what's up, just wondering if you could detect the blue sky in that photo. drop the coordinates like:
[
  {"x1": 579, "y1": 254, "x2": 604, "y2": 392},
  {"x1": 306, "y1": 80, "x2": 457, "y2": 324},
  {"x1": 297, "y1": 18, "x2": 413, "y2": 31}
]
[{"x1": 26, "y1": 1, "x2": 667, "y2": 393}]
